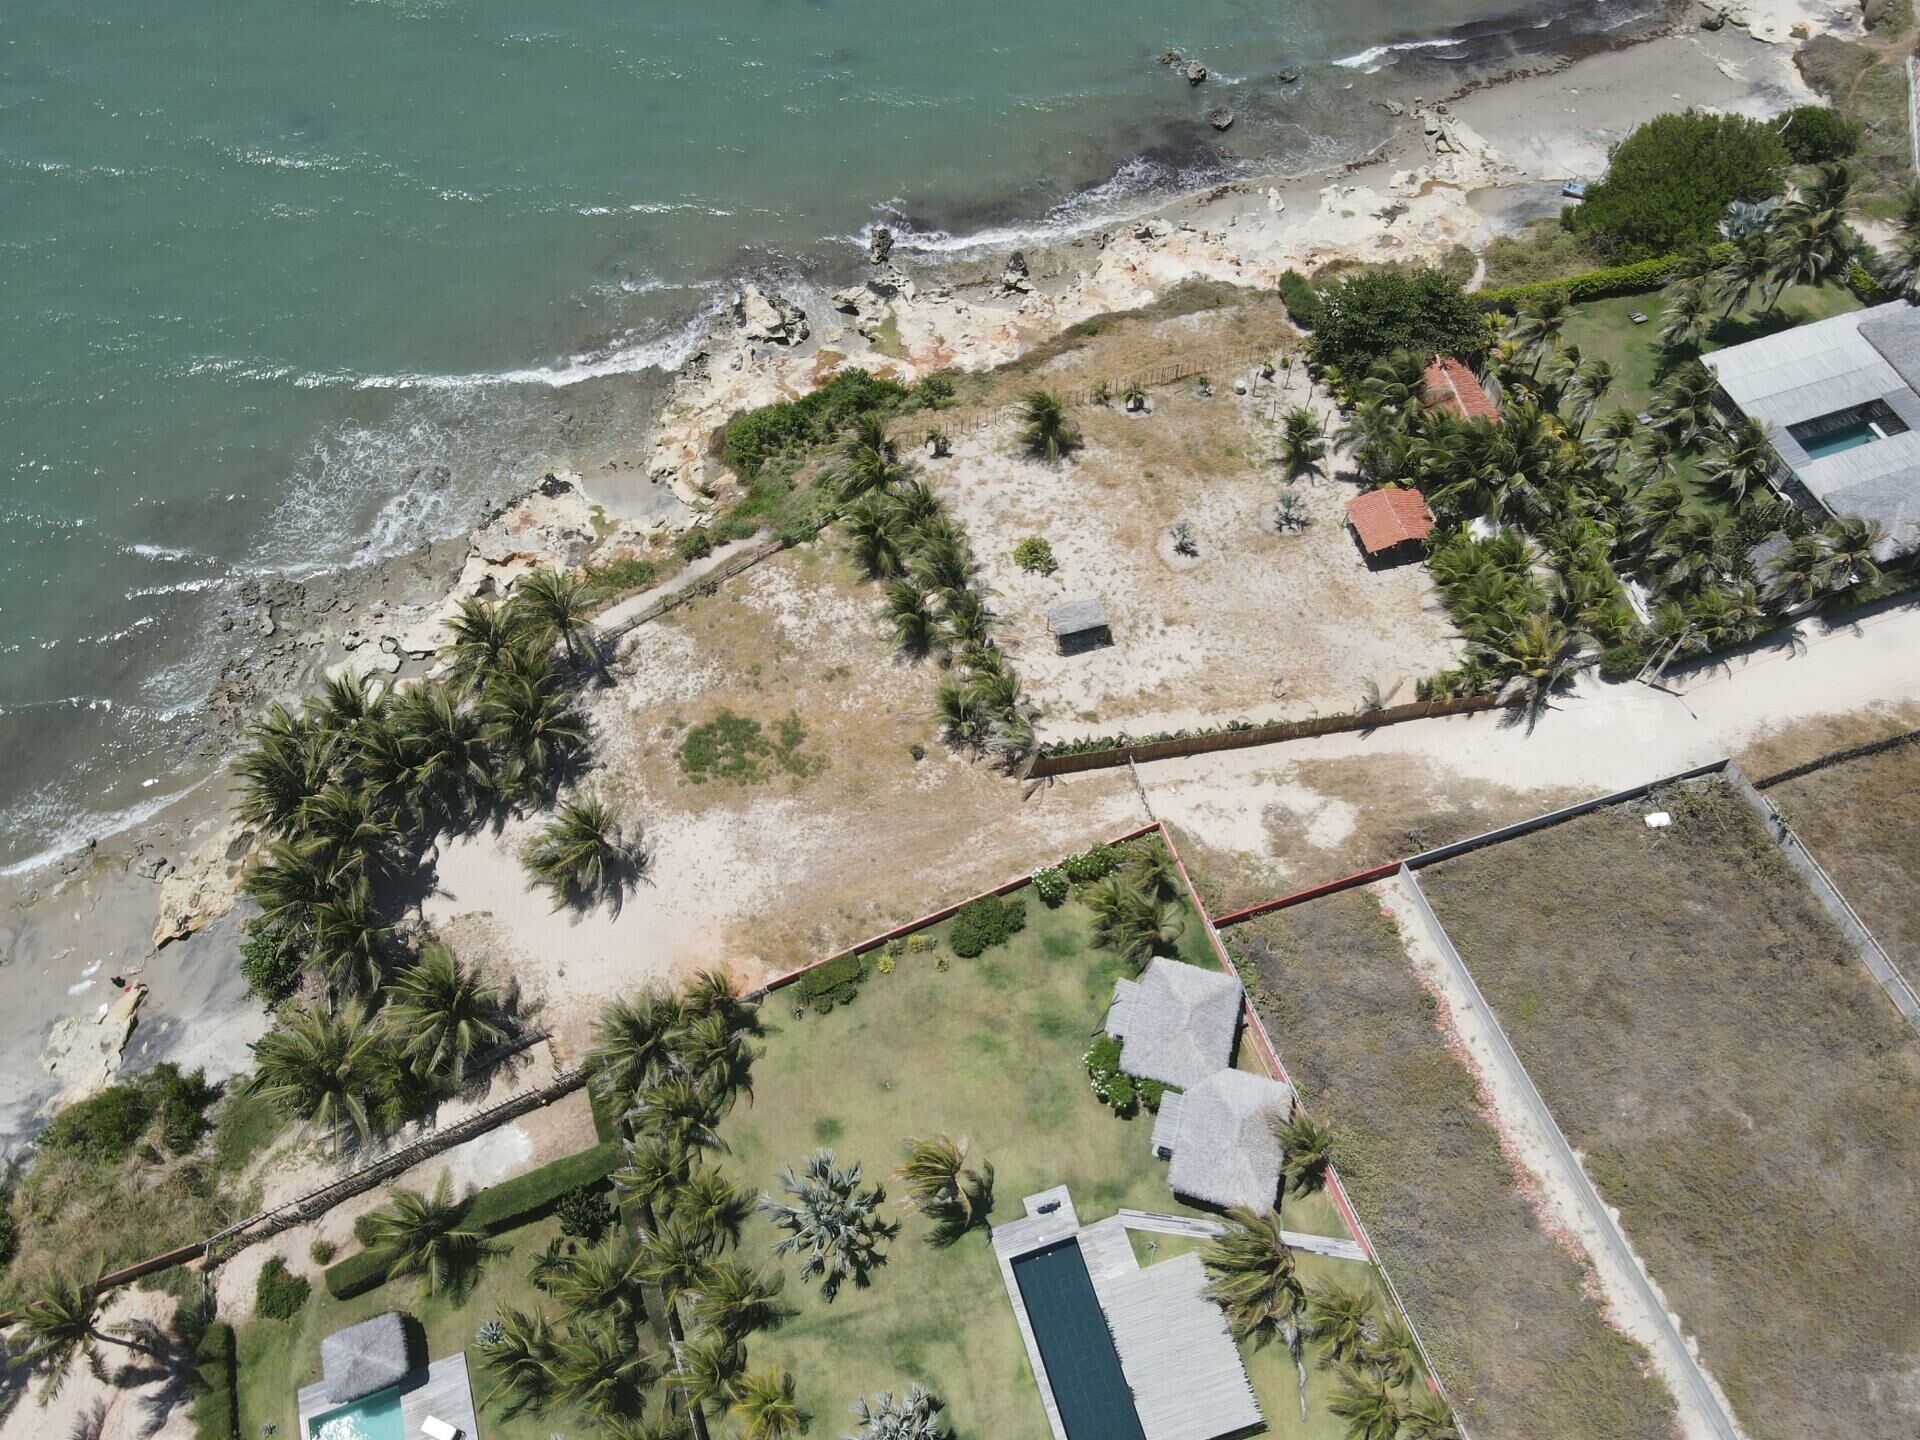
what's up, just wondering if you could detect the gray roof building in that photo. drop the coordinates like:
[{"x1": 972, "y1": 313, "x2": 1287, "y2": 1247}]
[
  {"x1": 320, "y1": 1312, "x2": 413, "y2": 1405},
  {"x1": 1107, "y1": 960, "x2": 1245, "y2": 1092},
  {"x1": 1703, "y1": 300, "x2": 1920, "y2": 557},
  {"x1": 1153, "y1": 1069, "x2": 1295, "y2": 1212}
]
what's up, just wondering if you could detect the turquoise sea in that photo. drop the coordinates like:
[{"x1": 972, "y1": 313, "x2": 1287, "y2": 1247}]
[{"x1": 0, "y1": 0, "x2": 1649, "y2": 869}]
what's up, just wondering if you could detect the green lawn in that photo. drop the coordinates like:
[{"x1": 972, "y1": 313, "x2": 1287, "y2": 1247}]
[
  {"x1": 724, "y1": 892, "x2": 1374, "y2": 1440},
  {"x1": 233, "y1": 1213, "x2": 578, "y2": 1440}
]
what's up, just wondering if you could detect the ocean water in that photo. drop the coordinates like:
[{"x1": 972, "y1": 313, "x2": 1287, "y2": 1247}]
[{"x1": 0, "y1": 0, "x2": 1650, "y2": 870}]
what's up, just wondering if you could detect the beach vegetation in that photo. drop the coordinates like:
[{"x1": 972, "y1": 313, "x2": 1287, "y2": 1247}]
[
  {"x1": 38, "y1": 1062, "x2": 218, "y2": 1163},
  {"x1": 1566, "y1": 109, "x2": 1788, "y2": 262},
  {"x1": 582, "y1": 552, "x2": 659, "y2": 597},
  {"x1": 254, "y1": 1256, "x2": 311, "y2": 1321},
  {"x1": 676, "y1": 528, "x2": 714, "y2": 561},
  {"x1": 721, "y1": 366, "x2": 910, "y2": 475},
  {"x1": 1011, "y1": 534, "x2": 1056, "y2": 574},
  {"x1": 945, "y1": 894, "x2": 1026, "y2": 958},
  {"x1": 1777, "y1": 103, "x2": 1861, "y2": 164},
  {"x1": 1276, "y1": 267, "x2": 1324, "y2": 327},
  {"x1": 1308, "y1": 268, "x2": 1487, "y2": 376},
  {"x1": 677, "y1": 708, "x2": 819, "y2": 786}
]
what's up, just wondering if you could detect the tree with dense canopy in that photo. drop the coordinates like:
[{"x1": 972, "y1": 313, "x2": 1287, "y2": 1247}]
[{"x1": 1566, "y1": 109, "x2": 1787, "y2": 261}]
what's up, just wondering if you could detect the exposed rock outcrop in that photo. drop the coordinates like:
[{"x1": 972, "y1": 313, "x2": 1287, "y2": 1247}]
[
  {"x1": 1209, "y1": 108, "x2": 1235, "y2": 131},
  {"x1": 867, "y1": 225, "x2": 894, "y2": 265},
  {"x1": 1186, "y1": 62, "x2": 1208, "y2": 85},
  {"x1": 733, "y1": 283, "x2": 810, "y2": 346}
]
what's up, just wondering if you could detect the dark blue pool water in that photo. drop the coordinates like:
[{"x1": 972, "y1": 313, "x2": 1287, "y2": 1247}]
[{"x1": 1011, "y1": 1240, "x2": 1147, "y2": 1440}]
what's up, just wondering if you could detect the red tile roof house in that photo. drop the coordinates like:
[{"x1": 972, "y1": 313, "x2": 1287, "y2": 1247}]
[
  {"x1": 1422, "y1": 354, "x2": 1500, "y2": 423},
  {"x1": 1345, "y1": 487, "x2": 1435, "y2": 564}
]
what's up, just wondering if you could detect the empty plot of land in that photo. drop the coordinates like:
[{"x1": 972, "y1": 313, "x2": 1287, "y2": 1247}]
[
  {"x1": 1420, "y1": 783, "x2": 1920, "y2": 1440},
  {"x1": 1766, "y1": 736, "x2": 1920, "y2": 983},
  {"x1": 931, "y1": 309, "x2": 1456, "y2": 740},
  {"x1": 1228, "y1": 888, "x2": 1676, "y2": 1440}
]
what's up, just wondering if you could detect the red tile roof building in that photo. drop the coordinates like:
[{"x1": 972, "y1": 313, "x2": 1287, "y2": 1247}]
[
  {"x1": 1422, "y1": 355, "x2": 1500, "y2": 423},
  {"x1": 1345, "y1": 487, "x2": 1435, "y2": 557}
]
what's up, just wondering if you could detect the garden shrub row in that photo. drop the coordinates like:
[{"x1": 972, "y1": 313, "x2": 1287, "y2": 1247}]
[
  {"x1": 1473, "y1": 253, "x2": 1693, "y2": 311},
  {"x1": 796, "y1": 951, "x2": 868, "y2": 1014},
  {"x1": 190, "y1": 1321, "x2": 238, "y2": 1440},
  {"x1": 323, "y1": 1140, "x2": 623, "y2": 1300},
  {"x1": 1037, "y1": 717, "x2": 1276, "y2": 759},
  {"x1": 948, "y1": 895, "x2": 1027, "y2": 958}
]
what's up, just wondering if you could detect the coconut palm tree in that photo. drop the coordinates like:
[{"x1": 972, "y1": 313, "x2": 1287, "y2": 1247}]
[
  {"x1": 1278, "y1": 408, "x2": 1327, "y2": 480},
  {"x1": 638, "y1": 1219, "x2": 719, "y2": 1313},
  {"x1": 681, "y1": 967, "x2": 759, "y2": 1036},
  {"x1": 247, "y1": 1000, "x2": 379, "y2": 1150},
  {"x1": 893, "y1": 1134, "x2": 992, "y2": 1227},
  {"x1": 1713, "y1": 229, "x2": 1773, "y2": 318},
  {"x1": 310, "y1": 878, "x2": 394, "y2": 997},
  {"x1": 631, "y1": 1075, "x2": 729, "y2": 1162},
  {"x1": 1582, "y1": 409, "x2": 1639, "y2": 474},
  {"x1": 1510, "y1": 291, "x2": 1570, "y2": 372},
  {"x1": 673, "y1": 1328, "x2": 744, "y2": 1417},
  {"x1": 548, "y1": 1233, "x2": 651, "y2": 1332},
  {"x1": 383, "y1": 941, "x2": 511, "y2": 1086},
  {"x1": 730, "y1": 1367, "x2": 806, "y2": 1440},
  {"x1": 1017, "y1": 389, "x2": 1079, "y2": 462},
  {"x1": 690, "y1": 1258, "x2": 787, "y2": 1340},
  {"x1": 513, "y1": 567, "x2": 600, "y2": 667},
  {"x1": 1401, "y1": 1390, "x2": 1464, "y2": 1440},
  {"x1": 846, "y1": 1384, "x2": 948, "y2": 1440},
  {"x1": 1657, "y1": 280, "x2": 1712, "y2": 353},
  {"x1": 1328, "y1": 1367, "x2": 1404, "y2": 1440},
  {"x1": 551, "y1": 1317, "x2": 656, "y2": 1423},
  {"x1": 760, "y1": 1150, "x2": 898, "y2": 1302},
  {"x1": 1565, "y1": 357, "x2": 1617, "y2": 432},
  {"x1": 1818, "y1": 514, "x2": 1887, "y2": 590},
  {"x1": 234, "y1": 713, "x2": 337, "y2": 839},
  {"x1": 1652, "y1": 360, "x2": 1719, "y2": 447},
  {"x1": 9, "y1": 1270, "x2": 163, "y2": 1402},
  {"x1": 1699, "y1": 415, "x2": 1775, "y2": 505},
  {"x1": 1333, "y1": 401, "x2": 1400, "y2": 484},
  {"x1": 1879, "y1": 226, "x2": 1920, "y2": 303},
  {"x1": 615, "y1": 1134, "x2": 695, "y2": 1216},
  {"x1": 392, "y1": 682, "x2": 493, "y2": 820},
  {"x1": 1765, "y1": 531, "x2": 1831, "y2": 610},
  {"x1": 840, "y1": 411, "x2": 904, "y2": 500},
  {"x1": 1306, "y1": 1280, "x2": 1376, "y2": 1364},
  {"x1": 906, "y1": 531, "x2": 976, "y2": 598},
  {"x1": 843, "y1": 496, "x2": 906, "y2": 580},
  {"x1": 243, "y1": 840, "x2": 336, "y2": 937},
  {"x1": 1763, "y1": 216, "x2": 1844, "y2": 312},
  {"x1": 1626, "y1": 429, "x2": 1679, "y2": 492},
  {"x1": 881, "y1": 580, "x2": 939, "y2": 660},
  {"x1": 443, "y1": 597, "x2": 533, "y2": 694},
  {"x1": 523, "y1": 794, "x2": 636, "y2": 908},
  {"x1": 1274, "y1": 1110, "x2": 1334, "y2": 1195},
  {"x1": 938, "y1": 587, "x2": 994, "y2": 656},
  {"x1": 299, "y1": 782, "x2": 401, "y2": 883},
  {"x1": 362, "y1": 1170, "x2": 502, "y2": 1299},
  {"x1": 478, "y1": 1305, "x2": 559, "y2": 1412},
  {"x1": 1470, "y1": 613, "x2": 1589, "y2": 712},
  {"x1": 481, "y1": 665, "x2": 586, "y2": 806},
  {"x1": 931, "y1": 680, "x2": 988, "y2": 747},
  {"x1": 1648, "y1": 509, "x2": 1741, "y2": 593},
  {"x1": 1201, "y1": 1208, "x2": 1305, "y2": 1351},
  {"x1": 670, "y1": 1167, "x2": 755, "y2": 1249},
  {"x1": 1363, "y1": 1310, "x2": 1421, "y2": 1388},
  {"x1": 590, "y1": 990, "x2": 687, "y2": 1110},
  {"x1": 1083, "y1": 872, "x2": 1186, "y2": 970},
  {"x1": 675, "y1": 1013, "x2": 758, "y2": 1111}
]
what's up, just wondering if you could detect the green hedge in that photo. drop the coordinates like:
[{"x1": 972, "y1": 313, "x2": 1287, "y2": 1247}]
[
  {"x1": 323, "y1": 1140, "x2": 623, "y2": 1300},
  {"x1": 190, "y1": 1322, "x2": 238, "y2": 1440},
  {"x1": 797, "y1": 951, "x2": 868, "y2": 1013},
  {"x1": 1475, "y1": 254, "x2": 1687, "y2": 311}
]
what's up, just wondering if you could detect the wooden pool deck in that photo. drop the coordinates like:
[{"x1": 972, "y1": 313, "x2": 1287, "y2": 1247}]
[{"x1": 296, "y1": 1352, "x2": 480, "y2": 1440}]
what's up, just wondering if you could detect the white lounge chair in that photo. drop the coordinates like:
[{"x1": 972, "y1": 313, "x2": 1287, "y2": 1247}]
[{"x1": 421, "y1": 1418, "x2": 461, "y2": 1440}]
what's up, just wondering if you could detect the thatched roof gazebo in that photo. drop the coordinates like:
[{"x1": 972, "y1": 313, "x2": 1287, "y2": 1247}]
[
  {"x1": 320, "y1": 1312, "x2": 414, "y2": 1405},
  {"x1": 1151, "y1": 1069, "x2": 1295, "y2": 1212},
  {"x1": 1106, "y1": 959, "x2": 1245, "y2": 1091}
]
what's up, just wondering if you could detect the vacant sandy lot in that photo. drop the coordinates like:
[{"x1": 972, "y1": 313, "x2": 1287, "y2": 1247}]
[
  {"x1": 1420, "y1": 783, "x2": 1920, "y2": 1440},
  {"x1": 929, "y1": 309, "x2": 1458, "y2": 741},
  {"x1": 423, "y1": 545, "x2": 1138, "y2": 1057}
]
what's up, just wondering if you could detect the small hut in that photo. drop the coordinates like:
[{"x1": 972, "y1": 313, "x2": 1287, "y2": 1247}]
[
  {"x1": 320, "y1": 1312, "x2": 414, "y2": 1405},
  {"x1": 1150, "y1": 1069, "x2": 1295, "y2": 1212},
  {"x1": 1047, "y1": 596, "x2": 1112, "y2": 654},
  {"x1": 1106, "y1": 958, "x2": 1244, "y2": 1091},
  {"x1": 1345, "y1": 488, "x2": 1434, "y2": 564}
]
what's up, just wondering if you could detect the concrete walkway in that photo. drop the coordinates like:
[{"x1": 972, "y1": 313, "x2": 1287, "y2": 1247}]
[{"x1": 1115, "y1": 1208, "x2": 1369, "y2": 1262}]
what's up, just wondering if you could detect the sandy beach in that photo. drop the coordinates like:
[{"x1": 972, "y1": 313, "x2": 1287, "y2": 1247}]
[{"x1": 0, "y1": 0, "x2": 1866, "y2": 1158}]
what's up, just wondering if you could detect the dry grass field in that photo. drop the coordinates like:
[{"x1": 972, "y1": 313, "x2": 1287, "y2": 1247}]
[
  {"x1": 1420, "y1": 782, "x2": 1920, "y2": 1440},
  {"x1": 1765, "y1": 736, "x2": 1920, "y2": 984},
  {"x1": 1228, "y1": 888, "x2": 1676, "y2": 1440}
]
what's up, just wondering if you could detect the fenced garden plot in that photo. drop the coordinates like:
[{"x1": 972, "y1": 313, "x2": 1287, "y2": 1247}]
[
  {"x1": 727, "y1": 890, "x2": 1361, "y2": 1440},
  {"x1": 1418, "y1": 781, "x2": 1920, "y2": 1440},
  {"x1": 1228, "y1": 888, "x2": 1676, "y2": 1440},
  {"x1": 1765, "y1": 735, "x2": 1920, "y2": 985}
]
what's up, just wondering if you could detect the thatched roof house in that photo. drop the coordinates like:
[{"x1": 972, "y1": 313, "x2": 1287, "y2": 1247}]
[
  {"x1": 320, "y1": 1312, "x2": 413, "y2": 1405},
  {"x1": 1107, "y1": 959, "x2": 1244, "y2": 1091},
  {"x1": 1151, "y1": 1070, "x2": 1294, "y2": 1211}
]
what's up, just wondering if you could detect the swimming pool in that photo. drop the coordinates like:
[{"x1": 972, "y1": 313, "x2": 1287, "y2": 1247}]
[
  {"x1": 1799, "y1": 418, "x2": 1879, "y2": 458},
  {"x1": 1011, "y1": 1240, "x2": 1147, "y2": 1440},
  {"x1": 308, "y1": 1387, "x2": 405, "y2": 1440}
]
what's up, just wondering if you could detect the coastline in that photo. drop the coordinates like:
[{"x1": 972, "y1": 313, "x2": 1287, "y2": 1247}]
[{"x1": 0, "y1": 0, "x2": 1844, "y2": 1151}]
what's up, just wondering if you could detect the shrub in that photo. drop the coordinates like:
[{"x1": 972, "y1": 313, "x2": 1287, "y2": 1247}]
[
  {"x1": 1060, "y1": 843, "x2": 1126, "y2": 885},
  {"x1": 679, "y1": 708, "x2": 819, "y2": 785},
  {"x1": 1276, "y1": 268, "x2": 1324, "y2": 328},
  {"x1": 239, "y1": 922, "x2": 303, "y2": 1006},
  {"x1": 308, "y1": 1239, "x2": 337, "y2": 1266},
  {"x1": 353, "y1": 1212, "x2": 382, "y2": 1248},
  {"x1": 797, "y1": 951, "x2": 868, "y2": 1013},
  {"x1": 676, "y1": 529, "x2": 713, "y2": 562},
  {"x1": 913, "y1": 371, "x2": 957, "y2": 409},
  {"x1": 1566, "y1": 109, "x2": 1788, "y2": 261},
  {"x1": 1012, "y1": 536, "x2": 1057, "y2": 574},
  {"x1": 556, "y1": 1183, "x2": 615, "y2": 1241},
  {"x1": 721, "y1": 367, "x2": 911, "y2": 474},
  {"x1": 1846, "y1": 259, "x2": 1883, "y2": 304},
  {"x1": 189, "y1": 1321, "x2": 238, "y2": 1440},
  {"x1": 1084, "y1": 1036, "x2": 1137, "y2": 1115},
  {"x1": 875, "y1": 953, "x2": 896, "y2": 975},
  {"x1": 1032, "y1": 867, "x2": 1069, "y2": 907},
  {"x1": 1309, "y1": 268, "x2": 1487, "y2": 375},
  {"x1": 1474, "y1": 252, "x2": 1695, "y2": 312},
  {"x1": 254, "y1": 1256, "x2": 311, "y2": 1321},
  {"x1": 1598, "y1": 642, "x2": 1650, "y2": 680},
  {"x1": 948, "y1": 896, "x2": 1028, "y2": 958},
  {"x1": 0, "y1": 1208, "x2": 15, "y2": 1269},
  {"x1": 40, "y1": 1063, "x2": 218, "y2": 1162},
  {"x1": 583, "y1": 555, "x2": 660, "y2": 594},
  {"x1": 1777, "y1": 104, "x2": 1860, "y2": 163}
]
